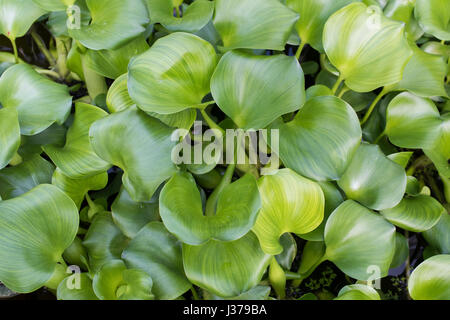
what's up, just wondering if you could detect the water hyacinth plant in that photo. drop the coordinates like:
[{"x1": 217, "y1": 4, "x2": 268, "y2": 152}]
[{"x1": 0, "y1": 0, "x2": 449, "y2": 301}]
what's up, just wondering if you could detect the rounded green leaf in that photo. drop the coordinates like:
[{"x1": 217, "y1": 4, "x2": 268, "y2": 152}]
[
  {"x1": 338, "y1": 144, "x2": 407, "y2": 210},
  {"x1": 52, "y1": 168, "x2": 108, "y2": 209},
  {"x1": 0, "y1": 107, "x2": 20, "y2": 169},
  {"x1": 323, "y1": 2, "x2": 412, "y2": 92},
  {"x1": 385, "y1": 92, "x2": 448, "y2": 149},
  {"x1": 286, "y1": 0, "x2": 357, "y2": 52},
  {"x1": 211, "y1": 51, "x2": 305, "y2": 130},
  {"x1": 335, "y1": 284, "x2": 380, "y2": 300},
  {"x1": 388, "y1": 42, "x2": 448, "y2": 98},
  {"x1": 324, "y1": 200, "x2": 396, "y2": 280},
  {"x1": 252, "y1": 169, "x2": 324, "y2": 255},
  {"x1": 57, "y1": 273, "x2": 98, "y2": 300},
  {"x1": 0, "y1": 0, "x2": 46, "y2": 39},
  {"x1": 0, "y1": 154, "x2": 54, "y2": 200},
  {"x1": 146, "y1": 0, "x2": 214, "y2": 33},
  {"x1": 43, "y1": 103, "x2": 111, "y2": 179},
  {"x1": 408, "y1": 254, "x2": 450, "y2": 300},
  {"x1": 93, "y1": 259, "x2": 154, "y2": 300},
  {"x1": 122, "y1": 222, "x2": 191, "y2": 300},
  {"x1": 182, "y1": 232, "x2": 271, "y2": 298},
  {"x1": 82, "y1": 212, "x2": 129, "y2": 273},
  {"x1": 68, "y1": 0, "x2": 149, "y2": 50},
  {"x1": 273, "y1": 96, "x2": 361, "y2": 181},
  {"x1": 0, "y1": 184, "x2": 79, "y2": 293},
  {"x1": 381, "y1": 195, "x2": 445, "y2": 232},
  {"x1": 415, "y1": 0, "x2": 450, "y2": 41},
  {"x1": 160, "y1": 172, "x2": 261, "y2": 245},
  {"x1": 85, "y1": 37, "x2": 149, "y2": 80},
  {"x1": 213, "y1": 0, "x2": 299, "y2": 51},
  {"x1": 423, "y1": 213, "x2": 449, "y2": 254},
  {"x1": 128, "y1": 32, "x2": 217, "y2": 115},
  {"x1": 89, "y1": 106, "x2": 178, "y2": 202},
  {"x1": 111, "y1": 187, "x2": 159, "y2": 239},
  {"x1": 0, "y1": 64, "x2": 72, "y2": 135},
  {"x1": 108, "y1": 73, "x2": 197, "y2": 129}
]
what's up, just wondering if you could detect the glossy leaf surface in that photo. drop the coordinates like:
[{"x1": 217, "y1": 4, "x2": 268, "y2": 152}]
[
  {"x1": 252, "y1": 169, "x2": 324, "y2": 255},
  {"x1": 0, "y1": 184, "x2": 78, "y2": 292},
  {"x1": 213, "y1": 0, "x2": 299, "y2": 51},
  {"x1": 274, "y1": 96, "x2": 361, "y2": 181},
  {"x1": 323, "y1": 2, "x2": 412, "y2": 92},
  {"x1": 0, "y1": 64, "x2": 72, "y2": 135},
  {"x1": 211, "y1": 51, "x2": 305, "y2": 130},
  {"x1": 183, "y1": 232, "x2": 271, "y2": 298},
  {"x1": 324, "y1": 200, "x2": 396, "y2": 280}
]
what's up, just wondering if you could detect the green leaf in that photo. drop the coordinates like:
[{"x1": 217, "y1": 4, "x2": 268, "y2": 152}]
[
  {"x1": 423, "y1": 213, "x2": 449, "y2": 254},
  {"x1": 111, "y1": 187, "x2": 159, "y2": 239},
  {"x1": 384, "y1": 0, "x2": 423, "y2": 41},
  {"x1": 89, "y1": 106, "x2": 178, "y2": 202},
  {"x1": 18, "y1": 124, "x2": 67, "y2": 159},
  {"x1": 415, "y1": 0, "x2": 450, "y2": 41},
  {"x1": 324, "y1": 200, "x2": 396, "y2": 280},
  {"x1": 252, "y1": 169, "x2": 324, "y2": 255},
  {"x1": 146, "y1": 0, "x2": 214, "y2": 33},
  {"x1": 386, "y1": 93, "x2": 450, "y2": 177},
  {"x1": 33, "y1": 0, "x2": 75, "y2": 11},
  {"x1": 211, "y1": 51, "x2": 305, "y2": 130},
  {"x1": 128, "y1": 32, "x2": 217, "y2": 114},
  {"x1": 92, "y1": 259, "x2": 154, "y2": 300},
  {"x1": 122, "y1": 222, "x2": 191, "y2": 300},
  {"x1": 43, "y1": 103, "x2": 111, "y2": 179},
  {"x1": 0, "y1": 184, "x2": 79, "y2": 293},
  {"x1": 381, "y1": 195, "x2": 445, "y2": 232},
  {"x1": 0, "y1": 0, "x2": 47, "y2": 39},
  {"x1": 338, "y1": 143, "x2": 407, "y2": 210},
  {"x1": 52, "y1": 168, "x2": 108, "y2": 209},
  {"x1": 387, "y1": 151, "x2": 413, "y2": 168},
  {"x1": 213, "y1": 0, "x2": 299, "y2": 51},
  {"x1": 273, "y1": 96, "x2": 361, "y2": 181},
  {"x1": 386, "y1": 93, "x2": 446, "y2": 149},
  {"x1": 297, "y1": 241, "x2": 326, "y2": 275},
  {"x1": 334, "y1": 284, "x2": 380, "y2": 300},
  {"x1": 0, "y1": 154, "x2": 54, "y2": 200},
  {"x1": 182, "y1": 231, "x2": 271, "y2": 298},
  {"x1": 68, "y1": 0, "x2": 149, "y2": 50},
  {"x1": 0, "y1": 108, "x2": 20, "y2": 169},
  {"x1": 388, "y1": 42, "x2": 448, "y2": 98},
  {"x1": 323, "y1": 2, "x2": 412, "y2": 92},
  {"x1": 82, "y1": 212, "x2": 129, "y2": 273},
  {"x1": 85, "y1": 36, "x2": 149, "y2": 80},
  {"x1": 408, "y1": 254, "x2": 450, "y2": 300},
  {"x1": 107, "y1": 73, "x2": 197, "y2": 129},
  {"x1": 160, "y1": 172, "x2": 261, "y2": 245},
  {"x1": 0, "y1": 64, "x2": 72, "y2": 135},
  {"x1": 106, "y1": 74, "x2": 134, "y2": 113},
  {"x1": 57, "y1": 273, "x2": 98, "y2": 300},
  {"x1": 286, "y1": 0, "x2": 357, "y2": 52},
  {"x1": 390, "y1": 232, "x2": 409, "y2": 269}
]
